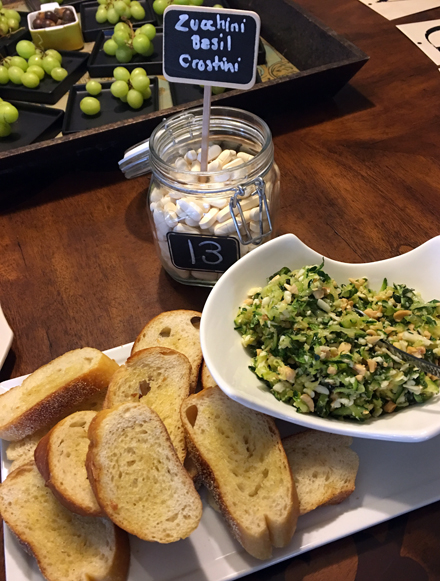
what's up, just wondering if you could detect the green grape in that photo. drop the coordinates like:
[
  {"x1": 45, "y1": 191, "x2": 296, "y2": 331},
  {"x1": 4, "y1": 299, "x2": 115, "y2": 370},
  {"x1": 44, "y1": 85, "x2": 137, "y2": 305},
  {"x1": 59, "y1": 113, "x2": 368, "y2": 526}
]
[
  {"x1": 103, "y1": 38, "x2": 118, "y2": 56},
  {"x1": 114, "y1": 21, "x2": 130, "y2": 33},
  {"x1": 8, "y1": 66, "x2": 24, "y2": 85},
  {"x1": 42, "y1": 56, "x2": 59, "y2": 74},
  {"x1": 113, "y1": 66, "x2": 130, "y2": 81},
  {"x1": 130, "y1": 3, "x2": 145, "y2": 19},
  {"x1": 107, "y1": 8, "x2": 119, "y2": 23},
  {"x1": 152, "y1": 0, "x2": 168, "y2": 15},
  {"x1": 86, "y1": 80, "x2": 102, "y2": 95},
  {"x1": 213, "y1": 3, "x2": 223, "y2": 6},
  {"x1": 9, "y1": 56, "x2": 28, "y2": 72},
  {"x1": 0, "y1": 120, "x2": 11, "y2": 138},
  {"x1": 95, "y1": 7, "x2": 108, "y2": 23},
  {"x1": 7, "y1": 18, "x2": 19, "y2": 31},
  {"x1": 28, "y1": 54, "x2": 44, "y2": 67},
  {"x1": 3, "y1": 9, "x2": 20, "y2": 21},
  {"x1": 139, "y1": 23, "x2": 156, "y2": 40},
  {"x1": 123, "y1": 0, "x2": 131, "y2": 5},
  {"x1": 0, "y1": 2, "x2": 3, "y2": 10},
  {"x1": 0, "y1": 66, "x2": 8, "y2": 85},
  {"x1": 115, "y1": 45, "x2": 133, "y2": 63},
  {"x1": 130, "y1": 67, "x2": 147, "y2": 78},
  {"x1": 143, "y1": 42, "x2": 154, "y2": 57},
  {"x1": 140, "y1": 86, "x2": 151, "y2": 99},
  {"x1": 97, "y1": 0, "x2": 107, "y2": 5},
  {"x1": 16, "y1": 40, "x2": 36, "y2": 60},
  {"x1": 51, "y1": 67, "x2": 68, "y2": 81},
  {"x1": 0, "y1": 102, "x2": 18, "y2": 123},
  {"x1": 132, "y1": 34, "x2": 150, "y2": 55},
  {"x1": 21, "y1": 71, "x2": 40, "y2": 88},
  {"x1": 80, "y1": 96, "x2": 101, "y2": 115},
  {"x1": 27, "y1": 65, "x2": 45, "y2": 80},
  {"x1": 131, "y1": 73, "x2": 150, "y2": 92},
  {"x1": 123, "y1": 6, "x2": 131, "y2": 18},
  {"x1": 173, "y1": 0, "x2": 190, "y2": 4},
  {"x1": 0, "y1": 21, "x2": 8, "y2": 35},
  {"x1": 127, "y1": 88, "x2": 143, "y2": 109},
  {"x1": 2, "y1": 56, "x2": 12, "y2": 69},
  {"x1": 212, "y1": 86, "x2": 225, "y2": 95},
  {"x1": 114, "y1": 0, "x2": 127, "y2": 15},
  {"x1": 113, "y1": 29, "x2": 130, "y2": 47},
  {"x1": 45, "y1": 49, "x2": 62, "y2": 64},
  {"x1": 189, "y1": 0, "x2": 204, "y2": 4},
  {"x1": 119, "y1": 94, "x2": 128, "y2": 102},
  {"x1": 110, "y1": 79, "x2": 129, "y2": 98}
]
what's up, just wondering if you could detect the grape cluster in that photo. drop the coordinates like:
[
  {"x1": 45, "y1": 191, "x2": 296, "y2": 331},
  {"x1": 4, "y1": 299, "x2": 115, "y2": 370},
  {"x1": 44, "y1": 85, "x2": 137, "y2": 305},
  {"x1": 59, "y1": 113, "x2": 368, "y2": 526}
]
[
  {"x1": 0, "y1": 98, "x2": 18, "y2": 138},
  {"x1": 96, "y1": 0, "x2": 145, "y2": 25},
  {"x1": 152, "y1": 0, "x2": 223, "y2": 15},
  {"x1": 0, "y1": 41, "x2": 68, "y2": 88},
  {"x1": 103, "y1": 21, "x2": 156, "y2": 63},
  {"x1": 110, "y1": 66, "x2": 151, "y2": 108},
  {"x1": 0, "y1": 1, "x2": 21, "y2": 37}
]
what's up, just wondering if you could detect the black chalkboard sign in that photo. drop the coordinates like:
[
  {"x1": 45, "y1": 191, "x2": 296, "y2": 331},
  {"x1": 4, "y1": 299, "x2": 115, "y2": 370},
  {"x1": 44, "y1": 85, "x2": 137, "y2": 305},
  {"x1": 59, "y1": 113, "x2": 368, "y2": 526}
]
[
  {"x1": 162, "y1": 5, "x2": 260, "y2": 90},
  {"x1": 167, "y1": 232, "x2": 240, "y2": 272}
]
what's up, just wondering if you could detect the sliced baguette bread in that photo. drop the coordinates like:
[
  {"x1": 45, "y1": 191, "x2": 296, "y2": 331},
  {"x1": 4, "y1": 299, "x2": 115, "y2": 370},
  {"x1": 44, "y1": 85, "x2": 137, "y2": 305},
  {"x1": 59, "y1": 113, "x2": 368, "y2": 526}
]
[
  {"x1": 0, "y1": 347, "x2": 119, "y2": 441},
  {"x1": 282, "y1": 430, "x2": 359, "y2": 515},
  {"x1": 103, "y1": 347, "x2": 191, "y2": 463},
  {"x1": 34, "y1": 410, "x2": 102, "y2": 517},
  {"x1": 0, "y1": 461, "x2": 130, "y2": 581},
  {"x1": 131, "y1": 310, "x2": 202, "y2": 392},
  {"x1": 181, "y1": 387, "x2": 299, "y2": 560},
  {"x1": 201, "y1": 362, "x2": 217, "y2": 390},
  {"x1": 86, "y1": 402, "x2": 203, "y2": 543}
]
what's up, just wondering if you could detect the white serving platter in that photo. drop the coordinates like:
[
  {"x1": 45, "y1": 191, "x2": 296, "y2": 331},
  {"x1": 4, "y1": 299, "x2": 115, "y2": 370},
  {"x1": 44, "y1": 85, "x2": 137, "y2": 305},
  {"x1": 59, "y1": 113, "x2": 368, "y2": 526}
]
[
  {"x1": 2, "y1": 341, "x2": 440, "y2": 581},
  {"x1": 0, "y1": 305, "x2": 13, "y2": 371},
  {"x1": 201, "y1": 233, "x2": 440, "y2": 443}
]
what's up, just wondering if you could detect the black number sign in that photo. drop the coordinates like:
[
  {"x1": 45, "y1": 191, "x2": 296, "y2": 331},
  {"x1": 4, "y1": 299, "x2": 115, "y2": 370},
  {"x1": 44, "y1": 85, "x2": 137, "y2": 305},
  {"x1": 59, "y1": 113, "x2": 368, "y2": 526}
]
[
  {"x1": 167, "y1": 232, "x2": 240, "y2": 272},
  {"x1": 163, "y1": 5, "x2": 260, "y2": 90}
]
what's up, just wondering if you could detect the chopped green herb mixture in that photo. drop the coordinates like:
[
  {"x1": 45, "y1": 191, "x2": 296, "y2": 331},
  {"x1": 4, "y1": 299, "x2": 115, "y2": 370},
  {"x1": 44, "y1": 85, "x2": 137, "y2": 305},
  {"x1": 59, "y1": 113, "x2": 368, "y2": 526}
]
[{"x1": 234, "y1": 263, "x2": 440, "y2": 421}]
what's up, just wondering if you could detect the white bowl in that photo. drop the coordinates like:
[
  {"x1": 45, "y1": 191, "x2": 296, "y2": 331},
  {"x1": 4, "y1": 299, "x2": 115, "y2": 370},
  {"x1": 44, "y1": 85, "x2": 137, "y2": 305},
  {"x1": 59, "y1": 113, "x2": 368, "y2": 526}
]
[
  {"x1": 201, "y1": 233, "x2": 440, "y2": 442},
  {"x1": 0, "y1": 305, "x2": 13, "y2": 371}
]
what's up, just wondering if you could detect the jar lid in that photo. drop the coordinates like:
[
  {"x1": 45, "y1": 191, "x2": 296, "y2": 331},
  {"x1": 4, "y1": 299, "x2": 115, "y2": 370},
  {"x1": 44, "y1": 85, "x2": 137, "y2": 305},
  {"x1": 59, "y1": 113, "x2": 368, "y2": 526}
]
[{"x1": 119, "y1": 138, "x2": 151, "y2": 179}]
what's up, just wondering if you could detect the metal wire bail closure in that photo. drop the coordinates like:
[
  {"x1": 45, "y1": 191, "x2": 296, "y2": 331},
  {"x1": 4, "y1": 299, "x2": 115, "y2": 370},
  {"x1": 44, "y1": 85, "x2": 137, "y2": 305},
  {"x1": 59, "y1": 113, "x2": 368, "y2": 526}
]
[{"x1": 229, "y1": 178, "x2": 273, "y2": 245}]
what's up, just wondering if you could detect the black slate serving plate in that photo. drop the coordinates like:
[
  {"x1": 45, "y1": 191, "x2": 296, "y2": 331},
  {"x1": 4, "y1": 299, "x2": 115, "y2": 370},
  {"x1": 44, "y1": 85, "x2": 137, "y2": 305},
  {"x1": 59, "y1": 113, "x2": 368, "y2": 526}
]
[
  {"x1": 88, "y1": 30, "x2": 163, "y2": 77},
  {"x1": 0, "y1": 12, "x2": 32, "y2": 58},
  {"x1": 0, "y1": 100, "x2": 63, "y2": 152},
  {"x1": 62, "y1": 76, "x2": 159, "y2": 134},
  {"x1": 80, "y1": 0, "x2": 156, "y2": 43},
  {"x1": 0, "y1": 50, "x2": 89, "y2": 105}
]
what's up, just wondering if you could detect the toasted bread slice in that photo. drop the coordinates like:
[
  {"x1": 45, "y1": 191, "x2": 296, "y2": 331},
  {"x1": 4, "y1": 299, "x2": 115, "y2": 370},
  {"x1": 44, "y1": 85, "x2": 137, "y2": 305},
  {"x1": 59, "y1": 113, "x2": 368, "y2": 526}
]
[
  {"x1": 282, "y1": 430, "x2": 359, "y2": 515},
  {"x1": 181, "y1": 387, "x2": 299, "y2": 560},
  {"x1": 131, "y1": 310, "x2": 202, "y2": 392},
  {"x1": 34, "y1": 410, "x2": 102, "y2": 517},
  {"x1": 0, "y1": 348, "x2": 119, "y2": 441},
  {"x1": 103, "y1": 347, "x2": 191, "y2": 462},
  {"x1": 86, "y1": 403, "x2": 203, "y2": 543},
  {"x1": 0, "y1": 462, "x2": 130, "y2": 581},
  {"x1": 200, "y1": 362, "x2": 217, "y2": 390}
]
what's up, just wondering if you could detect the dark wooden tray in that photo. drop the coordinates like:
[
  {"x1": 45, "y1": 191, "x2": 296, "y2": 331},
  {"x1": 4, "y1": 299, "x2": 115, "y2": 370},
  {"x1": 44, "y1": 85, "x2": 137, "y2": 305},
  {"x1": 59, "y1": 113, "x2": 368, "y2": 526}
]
[{"x1": 0, "y1": 0, "x2": 369, "y2": 175}]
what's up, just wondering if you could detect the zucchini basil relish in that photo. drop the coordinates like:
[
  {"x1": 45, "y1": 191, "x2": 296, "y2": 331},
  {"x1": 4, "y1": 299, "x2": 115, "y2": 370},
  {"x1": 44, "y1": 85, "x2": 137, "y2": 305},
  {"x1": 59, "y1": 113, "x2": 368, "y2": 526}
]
[{"x1": 234, "y1": 263, "x2": 440, "y2": 421}]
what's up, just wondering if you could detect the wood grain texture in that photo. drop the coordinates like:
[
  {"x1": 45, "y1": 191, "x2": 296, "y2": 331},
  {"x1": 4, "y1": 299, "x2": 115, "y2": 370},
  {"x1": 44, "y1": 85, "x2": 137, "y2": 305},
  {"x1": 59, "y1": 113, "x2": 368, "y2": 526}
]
[{"x1": 2, "y1": 0, "x2": 440, "y2": 579}]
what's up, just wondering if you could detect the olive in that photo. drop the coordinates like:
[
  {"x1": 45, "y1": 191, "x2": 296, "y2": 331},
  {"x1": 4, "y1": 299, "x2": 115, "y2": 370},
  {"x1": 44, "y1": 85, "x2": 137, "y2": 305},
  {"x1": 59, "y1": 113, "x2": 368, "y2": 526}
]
[
  {"x1": 44, "y1": 10, "x2": 58, "y2": 22},
  {"x1": 62, "y1": 9, "x2": 75, "y2": 22},
  {"x1": 43, "y1": 18, "x2": 56, "y2": 27},
  {"x1": 54, "y1": 7, "x2": 64, "y2": 17},
  {"x1": 32, "y1": 17, "x2": 46, "y2": 29}
]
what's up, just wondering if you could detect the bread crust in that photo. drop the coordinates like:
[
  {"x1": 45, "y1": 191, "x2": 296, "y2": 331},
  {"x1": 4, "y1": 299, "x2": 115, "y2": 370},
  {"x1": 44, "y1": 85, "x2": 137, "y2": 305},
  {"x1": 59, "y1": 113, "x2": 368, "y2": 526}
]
[
  {"x1": 0, "y1": 462, "x2": 130, "y2": 581},
  {"x1": 181, "y1": 388, "x2": 299, "y2": 560},
  {"x1": 34, "y1": 415, "x2": 103, "y2": 517},
  {"x1": 200, "y1": 362, "x2": 217, "y2": 390},
  {"x1": 0, "y1": 353, "x2": 119, "y2": 441}
]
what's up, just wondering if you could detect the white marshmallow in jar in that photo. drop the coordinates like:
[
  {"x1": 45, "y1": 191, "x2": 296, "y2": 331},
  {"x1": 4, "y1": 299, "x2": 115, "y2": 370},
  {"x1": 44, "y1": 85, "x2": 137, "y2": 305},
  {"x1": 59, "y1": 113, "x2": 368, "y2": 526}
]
[{"x1": 147, "y1": 106, "x2": 280, "y2": 286}]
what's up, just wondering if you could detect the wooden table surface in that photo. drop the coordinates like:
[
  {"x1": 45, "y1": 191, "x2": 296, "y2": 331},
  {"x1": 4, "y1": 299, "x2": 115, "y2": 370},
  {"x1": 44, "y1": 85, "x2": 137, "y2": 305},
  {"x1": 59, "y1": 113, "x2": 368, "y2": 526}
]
[{"x1": 2, "y1": 0, "x2": 440, "y2": 579}]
